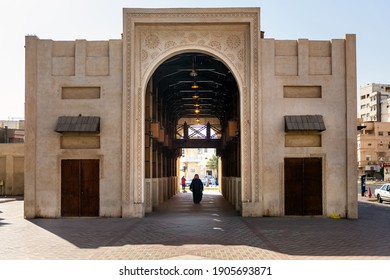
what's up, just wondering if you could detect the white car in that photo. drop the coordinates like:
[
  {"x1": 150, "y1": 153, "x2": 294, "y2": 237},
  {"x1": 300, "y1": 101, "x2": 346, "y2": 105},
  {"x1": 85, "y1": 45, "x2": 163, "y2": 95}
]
[{"x1": 375, "y1": 184, "x2": 390, "y2": 203}]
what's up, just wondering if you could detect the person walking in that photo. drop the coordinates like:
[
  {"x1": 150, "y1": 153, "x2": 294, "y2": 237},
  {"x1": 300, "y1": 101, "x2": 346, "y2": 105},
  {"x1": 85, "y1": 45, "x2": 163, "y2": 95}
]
[
  {"x1": 181, "y1": 176, "x2": 187, "y2": 193},
  {"x1": 189, "y1": 174, "x2": 203, "y2": 204}
]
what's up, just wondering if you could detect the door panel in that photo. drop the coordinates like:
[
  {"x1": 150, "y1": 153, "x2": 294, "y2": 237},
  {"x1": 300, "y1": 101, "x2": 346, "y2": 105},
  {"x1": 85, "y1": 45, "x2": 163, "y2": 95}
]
[
  {"x1": 303, "y1": 158, "x2": 322, "y2": 215},
  {"x1": 61, "y1": 160, "x2": 81, "y2": 216},
  {"x1": 80, "y1": 160, "x2": 100, "y2": 216},
  {"x1": 284, "y1": 158, "x2": 304, "y2": 215}
]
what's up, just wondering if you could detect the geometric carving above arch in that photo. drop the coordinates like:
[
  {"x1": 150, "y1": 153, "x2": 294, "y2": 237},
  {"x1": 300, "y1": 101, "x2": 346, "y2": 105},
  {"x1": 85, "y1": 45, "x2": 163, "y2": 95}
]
[{"x1": 138, "y1": 25, "x2": 248, "y2": 84}]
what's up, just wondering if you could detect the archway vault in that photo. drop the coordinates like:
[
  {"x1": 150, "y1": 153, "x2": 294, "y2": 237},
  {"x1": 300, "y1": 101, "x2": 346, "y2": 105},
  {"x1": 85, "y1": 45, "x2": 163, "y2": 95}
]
[{"x1": 122, "y1": 8, "x2": 262, "y2": 217}]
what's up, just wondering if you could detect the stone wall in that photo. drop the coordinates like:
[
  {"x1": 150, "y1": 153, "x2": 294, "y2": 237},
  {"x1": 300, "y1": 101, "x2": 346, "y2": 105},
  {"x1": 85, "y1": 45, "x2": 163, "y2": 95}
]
[
  {"x1": 25, "y1": 37, "x2": 123, "y2": 217},
  {"x1": 0, "y1": 144, "x2": 24, "y2": 196},
  {"x1": 260, "y1": 36, "x2": 357, "y2": 218}
]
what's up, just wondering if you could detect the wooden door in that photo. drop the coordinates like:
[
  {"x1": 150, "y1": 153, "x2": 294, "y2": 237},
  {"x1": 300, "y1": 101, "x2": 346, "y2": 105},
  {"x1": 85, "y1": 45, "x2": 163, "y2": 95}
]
[
  {"x1": 284, "y1": 158, "x2": 322, "y2": 215},
  {"x1": 61, "y1": 159, "x2": 99, "y2": 216}
]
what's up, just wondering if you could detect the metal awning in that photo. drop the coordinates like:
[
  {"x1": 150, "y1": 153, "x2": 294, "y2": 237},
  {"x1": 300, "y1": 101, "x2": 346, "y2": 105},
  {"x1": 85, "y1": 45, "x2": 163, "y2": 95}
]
[
  {"x1": 284, "y1": 115, "x2": 326, "y2": 132},
  {"x1": 55, "y1": 116, "x2": 100, "y2": 133}
]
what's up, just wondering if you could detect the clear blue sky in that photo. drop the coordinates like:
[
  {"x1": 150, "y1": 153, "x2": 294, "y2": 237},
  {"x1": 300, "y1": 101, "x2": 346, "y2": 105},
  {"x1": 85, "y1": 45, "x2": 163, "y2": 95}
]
[{"x1": 1, "y1": 0, "x2": 389, "y2": 119}]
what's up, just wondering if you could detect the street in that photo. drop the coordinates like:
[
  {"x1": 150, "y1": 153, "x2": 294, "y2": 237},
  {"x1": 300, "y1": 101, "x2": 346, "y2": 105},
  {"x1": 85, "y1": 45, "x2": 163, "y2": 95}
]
[{"x1": 357, "y1": 181, "x2": 383, "y2": 197}]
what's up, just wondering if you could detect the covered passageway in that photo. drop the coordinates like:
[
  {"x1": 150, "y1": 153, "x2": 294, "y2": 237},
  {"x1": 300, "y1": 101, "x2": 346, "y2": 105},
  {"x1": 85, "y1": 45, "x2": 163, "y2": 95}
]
[{"x1": 144, "y1": 52, "x2": 242, "y2": 213}]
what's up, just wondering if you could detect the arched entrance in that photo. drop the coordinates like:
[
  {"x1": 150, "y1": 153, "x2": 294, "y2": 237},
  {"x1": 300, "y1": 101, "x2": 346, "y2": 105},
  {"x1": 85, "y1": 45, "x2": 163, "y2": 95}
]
[
  {"x1": 144, "y1": 52, "x2": 241, "y2": 212},
  {"x1": 122, "y1": 8, "x2": 263, "y2": 217}
]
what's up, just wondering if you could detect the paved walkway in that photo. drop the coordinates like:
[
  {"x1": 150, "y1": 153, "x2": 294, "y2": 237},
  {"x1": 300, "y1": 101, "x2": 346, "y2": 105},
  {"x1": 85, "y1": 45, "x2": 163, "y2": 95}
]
[{"x1": 0, "y1": 191, "x2": 389, "y2": 260}]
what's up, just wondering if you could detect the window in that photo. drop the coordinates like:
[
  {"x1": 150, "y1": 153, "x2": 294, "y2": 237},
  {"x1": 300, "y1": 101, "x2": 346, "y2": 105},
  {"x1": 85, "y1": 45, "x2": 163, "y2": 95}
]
[
  {"x1": 368, "y1": 143, "x2": 372, "y2": 146},
  {"x1": 379, "y1": 131, "x2": 384, "y2": 136}
]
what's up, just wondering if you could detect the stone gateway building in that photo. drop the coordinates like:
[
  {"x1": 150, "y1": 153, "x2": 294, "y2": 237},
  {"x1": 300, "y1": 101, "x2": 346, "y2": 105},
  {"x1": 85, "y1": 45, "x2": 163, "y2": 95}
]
[{"x1": 24, "y1": 8, "x2": 358, "y2": 218}]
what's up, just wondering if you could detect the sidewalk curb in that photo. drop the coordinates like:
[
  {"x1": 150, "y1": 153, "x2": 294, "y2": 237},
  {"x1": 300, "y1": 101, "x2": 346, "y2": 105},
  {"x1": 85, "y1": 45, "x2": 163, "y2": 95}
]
[{"x1": 0, "y1": 196, "x2": 23, "y2": 203}]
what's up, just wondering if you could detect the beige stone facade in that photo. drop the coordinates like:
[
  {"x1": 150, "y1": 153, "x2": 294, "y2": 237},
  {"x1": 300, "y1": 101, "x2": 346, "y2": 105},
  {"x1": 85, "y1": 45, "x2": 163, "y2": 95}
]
[{"x1": 24, "y1": 8, "x2": 357, "y2": 218}]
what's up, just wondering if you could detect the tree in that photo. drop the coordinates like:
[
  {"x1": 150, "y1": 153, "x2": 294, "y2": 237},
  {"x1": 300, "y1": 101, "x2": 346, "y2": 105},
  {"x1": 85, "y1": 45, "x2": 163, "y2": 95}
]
[{"x1": 206, "y1": 155, "x2": 218, "y2": 170}]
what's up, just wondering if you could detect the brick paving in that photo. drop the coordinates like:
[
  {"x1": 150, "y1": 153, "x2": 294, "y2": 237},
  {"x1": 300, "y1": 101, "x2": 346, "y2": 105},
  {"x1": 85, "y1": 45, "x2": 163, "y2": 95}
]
[{"x1": 0, "y1": 192, "x2": 389, "y2": 260}]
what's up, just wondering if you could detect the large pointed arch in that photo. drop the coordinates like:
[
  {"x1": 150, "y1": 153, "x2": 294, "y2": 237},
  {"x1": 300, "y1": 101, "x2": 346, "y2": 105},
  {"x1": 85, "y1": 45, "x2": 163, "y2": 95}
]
[{"x1": 122, "y1": 8, "x2": 262, "y2": 217}]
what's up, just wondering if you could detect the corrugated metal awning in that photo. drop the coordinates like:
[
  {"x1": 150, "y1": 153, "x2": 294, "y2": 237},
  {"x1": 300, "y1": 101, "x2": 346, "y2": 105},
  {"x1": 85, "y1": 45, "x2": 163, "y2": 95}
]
[
  {"x1": 55, "y1": 116, "x2": 100, "y2": 133},
  {"x1": 284, "y1": 115, "x2": 326, "y2": 132}
]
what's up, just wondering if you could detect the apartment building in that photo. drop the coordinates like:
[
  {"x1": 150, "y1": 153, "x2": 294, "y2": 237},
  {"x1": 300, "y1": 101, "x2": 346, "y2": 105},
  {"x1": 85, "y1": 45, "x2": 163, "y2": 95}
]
[
  {"x1": 357, "y1": 120, "x2": 390, "y2": 178},
  {"x1": 359, "y1": 83, "x2": 390, "y2": 121},
  {"x1": 180, "y1": 148, "x2": 218, "y2": 181}
]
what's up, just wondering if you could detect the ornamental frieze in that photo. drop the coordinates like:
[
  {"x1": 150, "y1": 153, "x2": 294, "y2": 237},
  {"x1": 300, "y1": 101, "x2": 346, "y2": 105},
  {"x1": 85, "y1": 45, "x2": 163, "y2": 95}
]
[{"x1": 139, "y1": 30, "x2": 247, "y2": 83}]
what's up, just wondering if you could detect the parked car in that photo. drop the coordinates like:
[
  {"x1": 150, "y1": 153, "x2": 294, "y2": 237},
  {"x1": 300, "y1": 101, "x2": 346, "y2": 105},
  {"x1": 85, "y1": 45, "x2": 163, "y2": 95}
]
[
  {"x1": 186, "y1": 176, "x2": 216, "y2": 187},
  {"x1": 375, "y1": 184, "x2": 390, "y2": 203},
  {"x1": 201, "y1": 176, "x2": 216, "y2": 187}
]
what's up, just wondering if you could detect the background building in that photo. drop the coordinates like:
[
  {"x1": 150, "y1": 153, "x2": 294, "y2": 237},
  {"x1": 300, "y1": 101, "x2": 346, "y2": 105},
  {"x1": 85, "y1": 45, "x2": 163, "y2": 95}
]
[
  {"x1": 358, "y1": 83, "x2": 390, "y2": 180},
  {"x1": 359, "y1": 83, "x2": 390, "y2": 121},
  {"x1": 0, "y1": 120, "x2": 24, "y2": 196},
  {"x1": 180, "y1": 148, "x2": 218, "y2": 182},
  {"x1": 0, "y1": 120, "x2": 24, "y2": 143},
  {"x1": 357, "y1": 120, "x2": 390, "y2": 178}
]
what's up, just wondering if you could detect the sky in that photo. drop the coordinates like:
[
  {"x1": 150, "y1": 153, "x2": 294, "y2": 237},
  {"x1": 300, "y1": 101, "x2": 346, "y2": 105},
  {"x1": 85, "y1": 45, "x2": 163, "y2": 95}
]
[{"x1": 0, "y1": 0, "x2": 389, "y2": 120}]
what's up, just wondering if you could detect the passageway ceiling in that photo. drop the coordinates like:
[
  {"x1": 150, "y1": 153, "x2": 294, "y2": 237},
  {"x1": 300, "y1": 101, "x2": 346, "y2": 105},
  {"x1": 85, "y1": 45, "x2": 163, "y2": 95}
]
[{"x1": 152, "y1": 53, "x2": 239, "y2": 125}]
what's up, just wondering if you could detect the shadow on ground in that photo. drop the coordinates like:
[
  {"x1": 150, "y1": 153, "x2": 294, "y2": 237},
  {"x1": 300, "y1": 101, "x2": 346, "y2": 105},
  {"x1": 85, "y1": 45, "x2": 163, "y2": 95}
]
[{"x1": 27, "y1": 191, "x2": 390, "y2": 258}]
